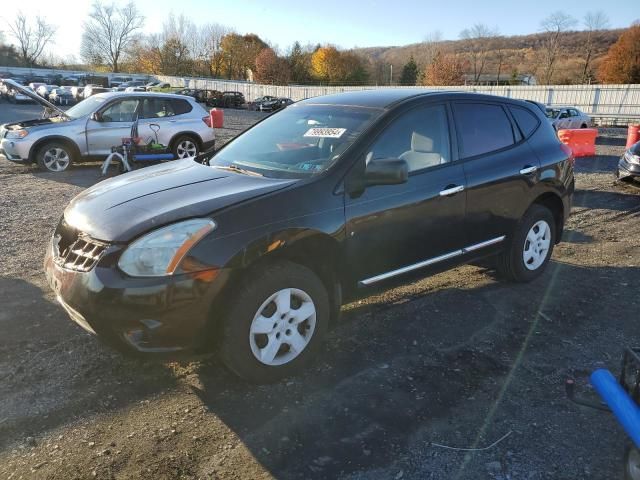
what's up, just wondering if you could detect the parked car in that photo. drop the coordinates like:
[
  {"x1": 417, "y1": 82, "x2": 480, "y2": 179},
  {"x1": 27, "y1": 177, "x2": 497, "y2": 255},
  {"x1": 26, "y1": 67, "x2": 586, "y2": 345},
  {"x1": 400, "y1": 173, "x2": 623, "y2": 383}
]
[
  {"x1": 113, "y1": 80, "x2": 147, "y2": 92},
  {"x1": 617, "y1": 141, "x2": 640, "y2": 182},
  {"x1": 260, "y1": 97, "x2": 294, "y2": 112},
  {"x1": 36, "y1": 85, "x2": 59, "y2": 100},
  {"x1": 206, "y1": 91, "x2": 246, "y2": 109},
  {"x1": 7, "y1": 86, "x2": 35, "y2": 103},
  {"x1": 248, "y1": 95, "x2": 277, "y2": 111},
  {"x1": 150, "y1": 82, "x2": 172, "y2": 92},
  {"x1": 175, "y1": 88, "x2": 207, "y2": 103},
  {"x1": 0, "y1": 79, "x2": 215, "y2": 172},
  {"x1": 124, "y1": 86, "x2": 147, "y2": 92},
  {"x1": 83, "y1": 85, "x2": 111, "y2": 98},
  {"x1": 28, "y1": 82, "x2": 46, "y2": 94},
  {"x1": 545, "y1": 106, "x2": 591, "y2": 130},
  {"x1": 145, "y1": 81, "x2": 161, "y2": 90},
  {"x1": 41, "y1": 89, "x2": 574, "y2": 382},
  {"x1": 71, "y1": 86, "x2": 85, "y2": 101},
  {"x1": 109, "y1": 76, "x2": 132, "y2": 88},
  {"x1": 49, "y1": 87, "x2": 75, "y2": 105}
]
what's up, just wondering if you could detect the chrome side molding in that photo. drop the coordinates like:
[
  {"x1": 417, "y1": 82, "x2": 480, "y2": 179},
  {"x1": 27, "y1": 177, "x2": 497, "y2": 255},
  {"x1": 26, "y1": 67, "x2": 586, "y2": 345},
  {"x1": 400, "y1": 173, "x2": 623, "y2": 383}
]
[{"x1": 359, "y1": 235, "x2": 506, "y2": 286}]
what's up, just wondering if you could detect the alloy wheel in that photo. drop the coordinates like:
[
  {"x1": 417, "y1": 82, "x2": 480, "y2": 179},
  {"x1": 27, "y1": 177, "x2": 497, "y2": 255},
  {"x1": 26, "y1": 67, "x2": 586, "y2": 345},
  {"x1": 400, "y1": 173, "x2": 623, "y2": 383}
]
[
  {"x1": 523, "y1": 220, "x2": 551, "y2": 270},
  {"x1": 176, "y1": 140, "x2": 197, "y2": 158},
  {"x1": 249, "y1": 288, "x2": 316, "y2": 366},
  {"x1": 42, "y1": 147, "x2": 70, "y2": 172}
]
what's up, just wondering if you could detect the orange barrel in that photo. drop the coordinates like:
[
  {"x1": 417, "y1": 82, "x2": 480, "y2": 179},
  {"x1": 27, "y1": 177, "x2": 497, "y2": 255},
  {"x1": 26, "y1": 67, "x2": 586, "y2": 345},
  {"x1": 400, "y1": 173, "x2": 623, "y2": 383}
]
[
  {"x1": 626, "y1": 125, "x2": 640, "y2": 148},
  {"x1": 557, "y1": 128, "x2": 598, "y2": 157},
  {"x1": 209, "y1": 108, "x2": 224, "y2": 128}
]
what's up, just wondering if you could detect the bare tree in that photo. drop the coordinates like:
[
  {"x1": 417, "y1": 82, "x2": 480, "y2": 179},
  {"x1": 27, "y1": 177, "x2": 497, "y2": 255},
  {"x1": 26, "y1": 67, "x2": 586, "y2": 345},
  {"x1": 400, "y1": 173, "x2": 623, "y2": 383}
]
[
  {"x1": 422, "y1": 30, "x2": 443, "y2": 66},
  {"x1": 538, "y1": 11, "x2": 577, "y2": 85},
  {"x1": 460, "y1": 24, "x2": 498, "y2": 83},
  {"x1": 199, "y1": 23, "x2": 231, "y2": 78},
  {"x1": 80, "y1": 1, "x2": 144, "y2": 72},
  {"x1": 581, "y1": 10, "x2": 609, "y2": 83},
  {"x1": 6, "y1": 12, "x2": 56, "y2": 67}
]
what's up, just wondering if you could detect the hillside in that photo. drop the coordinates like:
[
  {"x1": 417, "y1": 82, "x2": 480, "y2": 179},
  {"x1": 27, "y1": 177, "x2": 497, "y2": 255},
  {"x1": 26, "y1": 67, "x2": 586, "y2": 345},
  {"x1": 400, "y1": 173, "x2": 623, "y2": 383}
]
[{"x1": 354, "y1": 28, "x2": 623, "y2": 85}]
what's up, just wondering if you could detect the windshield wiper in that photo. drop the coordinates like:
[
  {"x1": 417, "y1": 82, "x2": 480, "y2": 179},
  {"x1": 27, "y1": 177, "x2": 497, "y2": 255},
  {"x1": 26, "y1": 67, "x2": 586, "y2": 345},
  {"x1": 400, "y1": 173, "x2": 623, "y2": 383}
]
[{"x1": 212, "y1": 164, "x2": 263, "y2": 177}]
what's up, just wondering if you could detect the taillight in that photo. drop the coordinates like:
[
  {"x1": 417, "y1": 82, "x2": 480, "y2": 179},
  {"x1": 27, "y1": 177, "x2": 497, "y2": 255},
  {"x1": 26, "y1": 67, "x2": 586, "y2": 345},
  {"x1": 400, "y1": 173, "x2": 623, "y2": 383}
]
[{"x1": 202, "y1": 116, "x2": 212, "y2": 128}]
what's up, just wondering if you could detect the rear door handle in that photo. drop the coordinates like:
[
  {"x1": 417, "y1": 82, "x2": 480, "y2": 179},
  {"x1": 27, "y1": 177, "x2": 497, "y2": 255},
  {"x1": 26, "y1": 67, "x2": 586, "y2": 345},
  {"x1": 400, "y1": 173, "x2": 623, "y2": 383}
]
[
  {"x1": 439, "y1": 185, "x2": 465, "y2": 196},
  {"x1": 519, "y1": 166, "x2": 538, "y2": 175}
]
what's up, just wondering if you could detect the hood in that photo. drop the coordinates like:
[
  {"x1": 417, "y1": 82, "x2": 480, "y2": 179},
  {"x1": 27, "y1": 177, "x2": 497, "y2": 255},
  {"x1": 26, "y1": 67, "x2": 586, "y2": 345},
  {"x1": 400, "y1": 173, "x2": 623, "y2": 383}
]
[
  {"x1": 0, "y1": 79, "x2": 69, "y2": 119},
  {"x1": 63, "y1": 159, "x2": 296, "y2": 242}
]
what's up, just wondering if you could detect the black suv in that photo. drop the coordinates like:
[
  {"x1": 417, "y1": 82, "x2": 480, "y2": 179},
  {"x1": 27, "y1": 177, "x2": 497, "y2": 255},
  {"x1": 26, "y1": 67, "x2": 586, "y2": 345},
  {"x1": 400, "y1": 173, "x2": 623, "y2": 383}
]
[{"x1": 45, "y1": 90, "x2": 574, "y2": 382}]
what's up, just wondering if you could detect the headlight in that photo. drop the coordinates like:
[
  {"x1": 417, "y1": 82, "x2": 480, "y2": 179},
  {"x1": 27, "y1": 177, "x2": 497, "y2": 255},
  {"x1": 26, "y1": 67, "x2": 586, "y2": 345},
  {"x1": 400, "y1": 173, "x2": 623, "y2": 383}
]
[
  {"x1": 6, "y1": 129, "x2": 28, "y2": 139},
  {"x1": 625, "y1": 151, "x2": 640, "y2": 165},
  {"x1": 118, "y1": 219, "x2": 216, "y2": 277}
]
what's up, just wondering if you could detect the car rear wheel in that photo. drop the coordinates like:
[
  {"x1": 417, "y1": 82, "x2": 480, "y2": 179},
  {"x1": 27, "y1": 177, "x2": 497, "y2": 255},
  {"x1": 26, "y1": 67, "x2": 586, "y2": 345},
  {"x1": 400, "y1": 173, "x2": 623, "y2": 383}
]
[
  {"x1": 172, "y1": 135, "x2": 199, "y2": 159},
  {"x1": 36, "y1": 141, "x2": 74, "y2": 172},
  {"x1": 496, "y1": 204, "x2": 555, "y2": 282},
  {"x1": 220, "y1": 261, "x2": 329, "y2": 383}
]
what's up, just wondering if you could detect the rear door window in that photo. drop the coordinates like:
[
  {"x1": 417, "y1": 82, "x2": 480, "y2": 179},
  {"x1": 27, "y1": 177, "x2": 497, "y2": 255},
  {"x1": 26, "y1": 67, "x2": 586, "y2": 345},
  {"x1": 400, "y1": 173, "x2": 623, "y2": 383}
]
[
  {"x1": 452, "y1": 103, "x2": 516, "y2": 158},
  {"x1": 140, "y1": 98, "x2": 177, "y2": 118}
]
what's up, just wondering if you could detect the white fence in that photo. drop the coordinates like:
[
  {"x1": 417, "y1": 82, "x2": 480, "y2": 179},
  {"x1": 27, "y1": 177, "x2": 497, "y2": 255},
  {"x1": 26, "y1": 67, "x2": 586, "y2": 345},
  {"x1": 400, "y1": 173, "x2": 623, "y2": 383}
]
[
  {"x1": 2, "y1": 65, "x2": 639, "y2": 116},
  {"x1": 158, "y1": 75, "x2": 640, "y2": 116}
]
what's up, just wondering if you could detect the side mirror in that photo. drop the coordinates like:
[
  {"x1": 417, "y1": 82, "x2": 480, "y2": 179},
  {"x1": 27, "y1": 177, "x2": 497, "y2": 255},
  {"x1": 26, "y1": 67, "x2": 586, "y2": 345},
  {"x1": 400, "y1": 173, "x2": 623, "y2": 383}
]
[
  {"x1": 365, "y1": 158, "x2": 409, "y2": 187},
  {"x1": 91, "y1": 112, "x2": 102, "y2": 122}
]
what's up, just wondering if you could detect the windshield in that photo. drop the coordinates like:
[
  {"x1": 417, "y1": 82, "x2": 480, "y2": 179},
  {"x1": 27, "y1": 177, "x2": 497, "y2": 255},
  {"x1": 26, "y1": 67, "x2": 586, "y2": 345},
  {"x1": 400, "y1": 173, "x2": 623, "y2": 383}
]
[
  {"x1": 545, "y1": 108, "x2": 560, "y2": 119},
  {"x1": 208, "y1": 104, "x2": 382, "y2": 179},
  {"x1": 65, "y1": 96, "x2": 107, "y2": 119}
]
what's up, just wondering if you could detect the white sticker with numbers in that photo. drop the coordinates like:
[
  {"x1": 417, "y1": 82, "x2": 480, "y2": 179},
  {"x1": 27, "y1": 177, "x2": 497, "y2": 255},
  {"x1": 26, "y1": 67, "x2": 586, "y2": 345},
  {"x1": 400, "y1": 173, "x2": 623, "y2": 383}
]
[{"x1": 303, "y1": 127, "x2": 347, "y2": 138}]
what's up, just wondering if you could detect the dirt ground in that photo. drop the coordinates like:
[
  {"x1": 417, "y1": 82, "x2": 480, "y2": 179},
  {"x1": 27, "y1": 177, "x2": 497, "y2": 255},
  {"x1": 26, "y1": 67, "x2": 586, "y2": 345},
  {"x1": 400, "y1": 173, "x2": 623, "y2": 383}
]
[{"x1": 0, "y1": 103, "x2": 639, "y2": 480}]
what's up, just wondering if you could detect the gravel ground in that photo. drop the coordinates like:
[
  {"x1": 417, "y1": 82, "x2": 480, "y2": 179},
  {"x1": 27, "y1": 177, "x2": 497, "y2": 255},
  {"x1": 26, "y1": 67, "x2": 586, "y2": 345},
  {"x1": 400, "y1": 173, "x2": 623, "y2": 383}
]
[{"x1": 0, "y1": 101, "x2": 639, "y2": 480}]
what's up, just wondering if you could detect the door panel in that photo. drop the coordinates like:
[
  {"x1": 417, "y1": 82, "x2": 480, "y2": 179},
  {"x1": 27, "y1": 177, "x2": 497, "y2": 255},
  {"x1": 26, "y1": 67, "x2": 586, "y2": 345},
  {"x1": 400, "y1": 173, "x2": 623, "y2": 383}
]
[
  {"x1": 345, "y1": 164, "x2": 467, "y2": 282},
  {"x1": 344, "y1": 103, "x2": 467, "y2": 284},
  {"x1": 451, "y1": 101, "x2": 541, "y2": 246},
  {"x1": 86, "y1": 98, "x2": 140, "y2": 156}
]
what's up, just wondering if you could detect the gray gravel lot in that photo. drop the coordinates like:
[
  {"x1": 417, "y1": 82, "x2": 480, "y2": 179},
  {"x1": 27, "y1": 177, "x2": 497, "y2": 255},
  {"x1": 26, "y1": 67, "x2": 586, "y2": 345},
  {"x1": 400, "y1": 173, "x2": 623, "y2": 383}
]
[{"x1": 0, "y1": 99, "x2": 639, "y2": 480}]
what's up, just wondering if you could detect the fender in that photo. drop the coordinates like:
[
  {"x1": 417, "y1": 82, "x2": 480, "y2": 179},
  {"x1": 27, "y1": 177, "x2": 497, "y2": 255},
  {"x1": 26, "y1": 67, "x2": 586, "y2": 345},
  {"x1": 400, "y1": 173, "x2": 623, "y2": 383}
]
[{"x1": 28, "y1": 135, "x2": 83, "y2": 163}]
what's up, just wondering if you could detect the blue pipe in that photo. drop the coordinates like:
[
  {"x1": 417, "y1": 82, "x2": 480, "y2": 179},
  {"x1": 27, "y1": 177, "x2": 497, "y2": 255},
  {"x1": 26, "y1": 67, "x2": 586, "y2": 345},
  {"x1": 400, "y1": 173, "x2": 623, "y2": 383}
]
[
  {"x1": 591, "y1": 369, "x2": 640, "y2": 449},
  {"x1": 135, "y1": 154, "x2": 175, "y2": 161}
]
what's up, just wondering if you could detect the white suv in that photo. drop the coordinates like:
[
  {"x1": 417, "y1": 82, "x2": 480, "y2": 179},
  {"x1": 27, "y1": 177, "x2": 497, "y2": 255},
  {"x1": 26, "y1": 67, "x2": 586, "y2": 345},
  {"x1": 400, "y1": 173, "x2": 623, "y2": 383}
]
[{"x1": 0, "y1": 80, "x2": 215, "y2": 172}]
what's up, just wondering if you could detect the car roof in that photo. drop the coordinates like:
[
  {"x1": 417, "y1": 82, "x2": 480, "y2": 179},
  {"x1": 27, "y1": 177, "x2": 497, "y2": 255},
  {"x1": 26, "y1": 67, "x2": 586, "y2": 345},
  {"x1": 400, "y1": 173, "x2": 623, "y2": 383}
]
[
  {"x1": 92, "y1": 91, "x2": 197, "y2": 101},
  {"x1": 299, "y1": 88, "x2": 533, "y2": 110}
]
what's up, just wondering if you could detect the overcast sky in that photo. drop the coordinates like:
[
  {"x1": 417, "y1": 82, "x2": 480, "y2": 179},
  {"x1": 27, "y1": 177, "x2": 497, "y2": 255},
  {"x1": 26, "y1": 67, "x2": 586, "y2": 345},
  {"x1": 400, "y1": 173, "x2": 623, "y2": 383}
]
[{"x1": 0, "y1": 0, "x2": 636, "y2": 61}]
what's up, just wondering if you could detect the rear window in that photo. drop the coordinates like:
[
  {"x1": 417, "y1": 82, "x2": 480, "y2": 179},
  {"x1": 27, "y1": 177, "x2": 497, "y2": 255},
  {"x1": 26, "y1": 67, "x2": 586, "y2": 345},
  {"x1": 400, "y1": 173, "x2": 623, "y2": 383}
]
[
  {"x1": 452, "y1": 103, "x2": 515, "y2": 158},
  {"x1": 509, "y1": 106, "x2": 540, "y2": 138},
  {"x1": 170, "y1": 99, "x2": 192, "y2": 115}
]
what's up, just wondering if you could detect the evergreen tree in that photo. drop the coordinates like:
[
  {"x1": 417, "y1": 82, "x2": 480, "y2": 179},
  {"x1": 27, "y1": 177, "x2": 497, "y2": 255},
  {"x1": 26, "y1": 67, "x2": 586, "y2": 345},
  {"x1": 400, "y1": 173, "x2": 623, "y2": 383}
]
[{"x1": 399, "y1": 56, "x2": 419, "y2": 86}]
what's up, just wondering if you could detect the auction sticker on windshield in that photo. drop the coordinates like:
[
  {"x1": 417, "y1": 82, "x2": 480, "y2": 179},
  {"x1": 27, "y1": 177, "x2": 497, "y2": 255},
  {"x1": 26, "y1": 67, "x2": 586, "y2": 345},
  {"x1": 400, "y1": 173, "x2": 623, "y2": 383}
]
[{"x1": 304, "y1": 127, "x2": 347, "y2": 138}]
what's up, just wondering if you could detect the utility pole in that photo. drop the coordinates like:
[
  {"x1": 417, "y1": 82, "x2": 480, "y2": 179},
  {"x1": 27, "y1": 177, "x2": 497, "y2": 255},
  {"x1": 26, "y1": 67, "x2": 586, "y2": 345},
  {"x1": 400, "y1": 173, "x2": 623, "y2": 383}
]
[{"x1": 389, "y1": 64, "x2": 393, "y2": 85}]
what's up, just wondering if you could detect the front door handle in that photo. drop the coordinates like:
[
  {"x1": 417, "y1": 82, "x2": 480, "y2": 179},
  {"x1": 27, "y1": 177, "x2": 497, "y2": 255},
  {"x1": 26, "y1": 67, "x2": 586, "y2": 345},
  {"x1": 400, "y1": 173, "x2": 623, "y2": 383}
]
[
  {"x1": 439, "y1": 185, "x2": 465, "y2": 196},
  {"x1": 519, "y1": 166, "x2": 538, "y2": 175}
]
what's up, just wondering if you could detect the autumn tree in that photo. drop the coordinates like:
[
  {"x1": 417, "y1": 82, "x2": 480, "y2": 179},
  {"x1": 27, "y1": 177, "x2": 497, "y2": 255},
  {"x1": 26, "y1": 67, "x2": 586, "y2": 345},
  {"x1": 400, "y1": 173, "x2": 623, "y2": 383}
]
[
  {"x1": 538, "y1": 11, "x2": 577, "y2": 84},
  {"x1": 254, "y1": 48, "x2": 290, "y2": 84},
  {"x1": 80, "y1": 1, "x2": 144, "y2": 72},
  {"x1": 422, "y1": 52, "x2": 464, "y2": 86},
  {"x1": 460, "y1": 23, "x2": 497, "y2": 82},
  {"x1": 6, "y1": 12, "x2": 56, "y2": 67},
  {"x1": 598, "y1": 23, "x2": 640, "y2": 84},
  {"x1": 399, "y1": 56, "x2": 418, "y2": 85},
  {"x1": 220, "y1": 33, "x2": 268, "y2": 80},
  {"x1": 311, "y1": 46, "x2": 341, "y2": 82},
  {"x1": 311, "y1": 46, "x2": 368, "y2": 85}
]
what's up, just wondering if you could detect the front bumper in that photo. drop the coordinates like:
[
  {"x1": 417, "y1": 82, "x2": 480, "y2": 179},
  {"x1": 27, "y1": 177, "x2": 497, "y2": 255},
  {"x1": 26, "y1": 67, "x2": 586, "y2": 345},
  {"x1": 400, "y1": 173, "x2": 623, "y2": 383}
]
[
  {"x1": 44, "y1": 242, "x2": 229, "y2": 355},
  {"x1": 617, "y1": 156, "x2": 640, "y2": 179},
  {"x1": 0, "y1": 138, "x2": 31, "y2": 162}
]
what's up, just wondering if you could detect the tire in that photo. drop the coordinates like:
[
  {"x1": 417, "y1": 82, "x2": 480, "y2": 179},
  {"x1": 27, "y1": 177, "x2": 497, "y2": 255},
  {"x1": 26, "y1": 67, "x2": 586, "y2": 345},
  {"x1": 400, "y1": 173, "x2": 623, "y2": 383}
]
[
  {"x1": 625, "y1": 444, "x2": 640, "y2": 480},
  {"x1": 496, "y1": 204, "x2": 556, "y2": 282},
  {"x1": 220, "y1": 261, "x2": 330, "y2": 383},
  {"x1": 581, "y1": 123, "x2": 587, "y2": 128},
  {"x1": 36, "y1": 141, "x2": 74, "y2": 172},
  {"x1": 171, "y1": 135, "x2": 200, "y2": 159}
]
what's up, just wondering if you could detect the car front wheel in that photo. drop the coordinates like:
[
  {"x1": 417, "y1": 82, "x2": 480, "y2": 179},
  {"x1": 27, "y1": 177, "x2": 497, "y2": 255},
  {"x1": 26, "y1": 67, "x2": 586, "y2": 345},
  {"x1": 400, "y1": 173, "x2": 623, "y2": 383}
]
[
  {"x1": 220, "y1": 261, "x2": 329, "y2": 383},
  {"x1": 36, "y1": 141, "x2": 74, "y2": 172},
  {"x1": 496, "y1": 204, "x2": 555, "y2": 282}
]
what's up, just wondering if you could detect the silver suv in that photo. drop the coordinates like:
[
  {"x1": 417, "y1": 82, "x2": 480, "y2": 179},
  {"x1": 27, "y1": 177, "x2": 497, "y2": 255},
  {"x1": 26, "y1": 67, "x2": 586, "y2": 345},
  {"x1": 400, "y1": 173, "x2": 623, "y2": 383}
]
[{"x1": 0, "y1": 79, "x2": 215, "y2": 172}]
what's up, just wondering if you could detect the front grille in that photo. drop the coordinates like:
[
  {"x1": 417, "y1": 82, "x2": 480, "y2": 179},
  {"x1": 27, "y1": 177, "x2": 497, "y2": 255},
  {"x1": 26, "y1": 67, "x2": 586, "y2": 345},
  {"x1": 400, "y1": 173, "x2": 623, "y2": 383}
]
[{"x1": 53, "y1": 220, "x2": 109, "y2": 272}]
